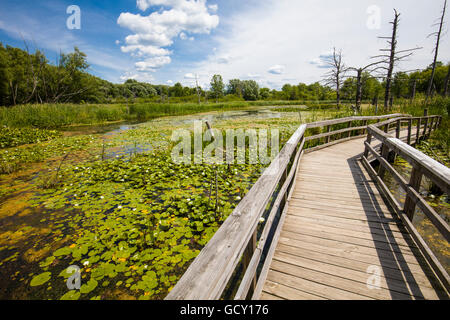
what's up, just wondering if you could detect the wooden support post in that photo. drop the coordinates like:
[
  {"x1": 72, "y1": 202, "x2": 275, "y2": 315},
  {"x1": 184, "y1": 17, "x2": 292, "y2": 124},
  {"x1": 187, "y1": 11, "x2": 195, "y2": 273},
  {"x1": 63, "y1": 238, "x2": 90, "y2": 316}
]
[
  {"x1": 384, "y1": 123, "x2": 389, "y2": 133},
  {"x1": 378, "y1": 143, "x2": 390, "y2": 179},
  {"x1": 407, "y1": 118, "x2": 412, "y2": 145},
  {"x1": 434, "y1": 117, "x2": 439, "y2": 131},
  {"x1": 428, "y1": 117, "x2": 434, "y2": 137},
  {"x1": 361, "y1": 120, "x2": 368, "y2": 135},
  {"x1": 283, "y1": 169, "x2": 288, "y2": 203},
  {"x1": 422, "y1": 109, "x2": 429, "y2": 138},
  {"x1": 363, "y1": 133, "x2": 372, "y2": 158},
  {"x1": 326, "y1": 125, "x2": 331, "y2": 144},
  {"x1": 242, "y1": 230, "x2": 257, "y2": 295},
  {"x1": 403, "y1": 167, "x2": 423, "y2": 220},
  {"x1": 347, "y1": 121, "x2": 352, "y2": 138},
  {"x1": 396, "y1": 120, "x2": 401, "y2": 139},
  {"x1": 423, "y1": 117, "x2": 429, "y2": 138},
  {"x1": 416, "y1": 118, "x2": 421, "y2": 144}
]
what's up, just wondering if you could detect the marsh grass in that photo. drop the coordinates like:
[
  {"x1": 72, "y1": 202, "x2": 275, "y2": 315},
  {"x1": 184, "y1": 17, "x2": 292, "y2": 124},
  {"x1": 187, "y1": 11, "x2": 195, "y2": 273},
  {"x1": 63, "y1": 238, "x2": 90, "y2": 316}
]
[{"x1": 0, "y1": 100, "x2": 358, "y2": 129}]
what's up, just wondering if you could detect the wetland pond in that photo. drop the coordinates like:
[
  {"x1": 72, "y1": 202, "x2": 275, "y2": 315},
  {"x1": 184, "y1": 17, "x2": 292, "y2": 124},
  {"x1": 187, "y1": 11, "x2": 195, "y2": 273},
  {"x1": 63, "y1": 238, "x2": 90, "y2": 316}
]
[{"x1": 0, "y1": 107, "x2": 316, "y2": 300}]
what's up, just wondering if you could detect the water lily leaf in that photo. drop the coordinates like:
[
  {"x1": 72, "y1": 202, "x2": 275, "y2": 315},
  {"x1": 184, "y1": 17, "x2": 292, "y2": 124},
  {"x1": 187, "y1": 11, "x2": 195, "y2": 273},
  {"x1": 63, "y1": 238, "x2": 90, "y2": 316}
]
[
  {"x1": 30, "y1": 272, "x2": 51, "y2": 287},
  {"x1": 80, "y1": 278, "x2": 98, "y2": 294},
  {"x1": 60, "y1": 290, "x2": 81, "y2": 300}
]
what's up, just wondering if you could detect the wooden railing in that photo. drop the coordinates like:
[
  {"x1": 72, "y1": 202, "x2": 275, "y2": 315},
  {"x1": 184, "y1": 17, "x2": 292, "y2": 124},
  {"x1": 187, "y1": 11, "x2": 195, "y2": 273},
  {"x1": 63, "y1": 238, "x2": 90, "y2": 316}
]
[
  {"x1": 361, "y1": 117, "x2": 449, "y2": 292},
  {"x1": 166, "y1": 113, "x2": 444, "y2": 300},
  {"x1": 166, "y1": 123, "x2": 308, "y2": 300}
]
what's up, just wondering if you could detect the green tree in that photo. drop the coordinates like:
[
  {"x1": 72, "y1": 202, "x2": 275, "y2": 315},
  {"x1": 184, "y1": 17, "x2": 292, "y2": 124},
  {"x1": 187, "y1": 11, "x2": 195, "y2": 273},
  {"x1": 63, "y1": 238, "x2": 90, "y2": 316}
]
[
  {"x1": 241, "y1": 80, "x2": 259, "y2": 101},
  {"x1": 210, "y1": 74, "x2": 225, "y2": 102}
]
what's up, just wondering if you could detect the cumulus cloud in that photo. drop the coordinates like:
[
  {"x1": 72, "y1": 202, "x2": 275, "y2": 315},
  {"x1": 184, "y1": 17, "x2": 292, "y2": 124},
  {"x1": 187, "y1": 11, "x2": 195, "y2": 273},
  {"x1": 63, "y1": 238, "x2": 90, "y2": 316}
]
[
  {"x1": 268, "y1": 65, "x2": 285, "y2": 75},
  {"x1": 184, "y1": 73, "x2": 196, "y2": 79},
  {"x1": 118, "y1": 1, "x2": 219, "y2": 80},
  {"x1": 135, "y1": 56, "x2": 172, "y2": 71},
  {"x1": 118, "y1": 1, "x2": 219, "y2": 56},
  {"x1": 309, "y1": 52, "x2": 334, "y2": 69}
]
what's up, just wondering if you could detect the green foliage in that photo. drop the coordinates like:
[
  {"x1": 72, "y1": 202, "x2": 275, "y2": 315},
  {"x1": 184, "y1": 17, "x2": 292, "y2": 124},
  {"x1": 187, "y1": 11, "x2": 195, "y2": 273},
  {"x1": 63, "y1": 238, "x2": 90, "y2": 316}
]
[
  {"x1": 210, "y1": 75, "x2": 225, "y2": 102},
  {"x1": 0, "y1": 126, "x2": 61, "y2": 148}
]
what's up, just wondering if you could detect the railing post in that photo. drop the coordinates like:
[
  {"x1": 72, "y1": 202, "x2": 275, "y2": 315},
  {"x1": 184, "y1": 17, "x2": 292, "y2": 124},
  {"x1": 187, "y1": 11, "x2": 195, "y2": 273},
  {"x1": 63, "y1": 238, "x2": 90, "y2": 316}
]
[
  {"x1": 347, "y1": 121, "x2": 352, "y2": 138},
  {"x1": 384, "y1": 123, "x2": 389, "y2": 133},
  {"x1": 416, "y1": 118, "x2": 421, "y2": 144},
  {"x1": 403, "y1": 166, "x2": 423, "y2": 220},
  {"x1": 407, "y1": 118, "x2": 412, "y2": 145},
  {"x1": 428, "y1": 117, "x2": 434, "y2": 137},
  {"x1": 422, "y1": 109, "x2": 429, "y2": 139},
  {"x1": 434, "y1": 116, "x2": 439, "y2": 131},
  {"x1": 363, "y1": 132, "x2": 372, "y2": 158},
  {"x1": 378, "y1": 143, "x2": 390, "y2": 179},
  {"x1": 326, "y1": 125, "x2": 331, "y2": 144},
  {"x1": 242, "y1": 230, "x2": 257, "y2": 296},
  {"x1": 361, "y1": 120, "x2": 368, "y2": 136},
  {"x1": 396, "y1": 120, "x2": 401, "y2": 139}
]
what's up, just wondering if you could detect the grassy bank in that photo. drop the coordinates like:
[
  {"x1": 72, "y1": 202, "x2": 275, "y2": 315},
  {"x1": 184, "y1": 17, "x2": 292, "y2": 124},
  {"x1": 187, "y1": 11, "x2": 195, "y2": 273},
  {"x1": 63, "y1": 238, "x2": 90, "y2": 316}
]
[{"x1": 0, "y1": 100, "x2": 353, "y2": 129}]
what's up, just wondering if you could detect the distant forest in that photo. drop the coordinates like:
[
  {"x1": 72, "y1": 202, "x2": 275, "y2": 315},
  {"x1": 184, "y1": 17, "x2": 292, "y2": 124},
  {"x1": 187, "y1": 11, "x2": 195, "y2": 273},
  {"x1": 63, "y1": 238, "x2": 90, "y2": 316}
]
[{"x1": 0, "y1": 43, "x2": 448, "y2": 106}]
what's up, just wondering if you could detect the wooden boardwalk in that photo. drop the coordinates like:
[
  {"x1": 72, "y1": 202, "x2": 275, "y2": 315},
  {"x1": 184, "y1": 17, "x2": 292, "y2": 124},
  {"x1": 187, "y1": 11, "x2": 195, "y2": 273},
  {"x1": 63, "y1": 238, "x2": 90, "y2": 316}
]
[
  {"x1": 167, "y1": 114, "x2": 449, "y2": 301},
  {"x1": 259, "y1": 134, "x2": 448, "y2": 300}
]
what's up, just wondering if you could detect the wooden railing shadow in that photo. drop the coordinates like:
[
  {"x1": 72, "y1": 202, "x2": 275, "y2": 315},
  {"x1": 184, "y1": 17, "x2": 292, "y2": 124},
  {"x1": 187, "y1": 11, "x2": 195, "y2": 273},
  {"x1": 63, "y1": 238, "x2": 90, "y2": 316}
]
[{"x1": 347, "y1": 153, "x2": 447, "y2": 299}]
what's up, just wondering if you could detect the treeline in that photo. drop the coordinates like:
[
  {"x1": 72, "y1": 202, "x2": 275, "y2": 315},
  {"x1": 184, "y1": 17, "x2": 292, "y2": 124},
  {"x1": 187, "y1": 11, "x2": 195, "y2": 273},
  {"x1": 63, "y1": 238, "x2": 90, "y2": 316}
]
[
  {"x1": 339, "y1": 63, "x2": 450, "y2": 102},
  {"x1": 0, "y1": 43, "x2": 339, "y2": 106}
]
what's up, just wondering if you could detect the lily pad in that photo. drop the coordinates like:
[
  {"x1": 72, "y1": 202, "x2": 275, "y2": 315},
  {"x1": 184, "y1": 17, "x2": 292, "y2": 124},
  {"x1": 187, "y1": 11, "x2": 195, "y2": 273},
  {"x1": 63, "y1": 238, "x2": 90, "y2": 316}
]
[
  {"x1": 30, "y1": 272, "x2": 51, "y2": 287},
  {"x1": 60, "y1": 290, "x2": 81, "y2": 300}
]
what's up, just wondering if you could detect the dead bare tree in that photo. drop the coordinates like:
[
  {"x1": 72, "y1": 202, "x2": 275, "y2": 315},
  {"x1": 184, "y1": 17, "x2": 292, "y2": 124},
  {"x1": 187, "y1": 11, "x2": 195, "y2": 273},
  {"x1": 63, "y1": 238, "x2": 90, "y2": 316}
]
[
  {"x1": 372, "y1": 9, "x2": 421, "y2": 110},
  {"x1": 322, "y1": 48, "x2": 346, "y2": 108},
  {"x1": 195, "y1": 74, "x2": 201, "y2": 104},
  {"x1": 347, "y1": 61, "x2": 384, "y2": 112},
  {"x1": 426, "y1": 0, "x2": 447, "y2": 101}
]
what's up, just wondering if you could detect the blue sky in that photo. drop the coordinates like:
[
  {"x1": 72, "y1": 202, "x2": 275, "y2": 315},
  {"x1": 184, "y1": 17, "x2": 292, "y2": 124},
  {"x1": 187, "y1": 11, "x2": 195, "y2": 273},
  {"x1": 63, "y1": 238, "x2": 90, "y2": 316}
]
[{"x1": 0, "y1": 0, "x2": 449, "y2": 89}]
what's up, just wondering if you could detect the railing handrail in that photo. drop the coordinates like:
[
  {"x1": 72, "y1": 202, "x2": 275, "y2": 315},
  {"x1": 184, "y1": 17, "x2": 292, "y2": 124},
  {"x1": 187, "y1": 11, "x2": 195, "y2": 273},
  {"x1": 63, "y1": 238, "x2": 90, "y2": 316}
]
[
  {"x1": 305, "y1": 113, "x2": 409, "y2": 129},
  {"x1": 362, "y1": 118, "x2": 449, "y2": 292},
  {"x1": 366, "y1": 124, "x2": 449, "y2": 194}
]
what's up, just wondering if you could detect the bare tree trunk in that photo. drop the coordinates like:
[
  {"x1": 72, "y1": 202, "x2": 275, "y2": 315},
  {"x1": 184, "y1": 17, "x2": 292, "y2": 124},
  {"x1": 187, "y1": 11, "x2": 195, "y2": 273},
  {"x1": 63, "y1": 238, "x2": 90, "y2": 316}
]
[
  {"x1": 355, "y1": 68, "x2": 363, "y2": 112},
  {"x1": 411, "y1": 79, "x2": 417, "y2": 102},
  {"x1": 427, "y1": 0, "x2": 447, "y2": 101},
  {"x1": 195, "y1": 74, "x2": 201, "y2": 104},
  {"x1": 384, "y1": 10, "x2": 400, "y2": 110}
]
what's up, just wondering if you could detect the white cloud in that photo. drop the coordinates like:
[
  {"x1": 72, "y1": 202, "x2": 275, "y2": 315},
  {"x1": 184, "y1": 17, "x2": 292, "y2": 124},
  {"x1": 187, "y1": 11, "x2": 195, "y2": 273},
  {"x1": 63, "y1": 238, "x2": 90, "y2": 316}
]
[
  {"x1": 118, "y1": 0, "x2": 219, "y2": 82},
  {"x1": 135, "y1": 56, "x2": 172, "y2": 71},
  {"x1": 217, "y1": 55, "x2": 231, "y2": 64},
  {"x1": 167, "y1": 80, "x2": 174, "y2": 84},
  {"x1": 208, "y1": 4, "x2": 218, "y2": 13},
  {"x1": 268, "y1": 65, "x2": 285, "y2": 75},
  {"x1": 246, "y1": 73, "x2": 261, "y2": 79},
  {"x1": 184, "y1": 73, "x2": 196, "y2": 79},
  {"x1": 121, "y1": 44, "x2": 171, "y2": 57},
  {"x1": 184, "y1": 0, "x2": 450, "y2": 89},
  {"x1": 120, "y1": 71, "x2": 155, "y2": 83}
]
